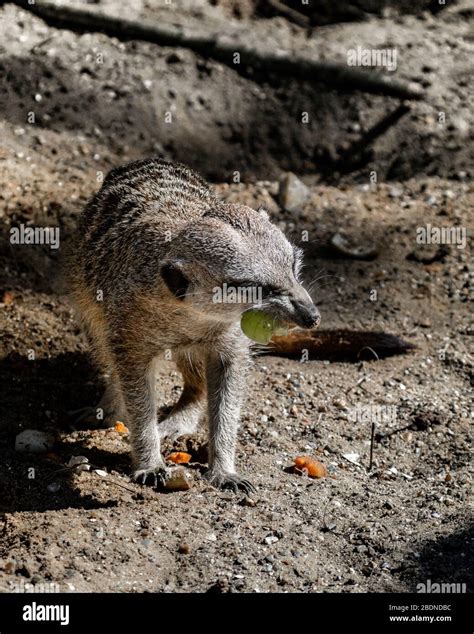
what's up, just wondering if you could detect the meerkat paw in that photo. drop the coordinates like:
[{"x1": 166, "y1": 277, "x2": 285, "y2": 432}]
[
  {"x1": 132, "y1": 465, "x2": 173, "y2": 489},
  {"x1": 205, "y1": 470, "x2": 256, "y2": 495}
]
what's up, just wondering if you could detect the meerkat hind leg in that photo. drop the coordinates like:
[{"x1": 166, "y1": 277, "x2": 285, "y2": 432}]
[
  {"x1": 68, "y1": 372, "x2": 125, "y2": 427},
  {"x1": 96, "y1": 372, "x2": 127, "y2": 426},
  {"x1": 158, "y1": 352, "x2": 206, "y2": 442}
]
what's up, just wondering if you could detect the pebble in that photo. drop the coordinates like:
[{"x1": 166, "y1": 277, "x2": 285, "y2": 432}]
[
  {"x1": 389, "y1": 186, "x2": 403, "y2": 197},
  {"x1": 240, "y1": 497, "x2": 257, "y2": 507},
  {"x1": 15, "y1": 430, "x2": 53, "y2": 453},
  {"x1": 264, "y1": 535, "x2": 279, "y2": 545},
  {"x1": 330, "y1": 234, "x2": 378, "y2": 260},
  {"x1": 67, "y1": 456, "x2": 91, "y2": 472},
  {"x1": 164, "y1": 470, "x2": 192, "y2": 492},
  {"x1": 342, "y1": 453, "x2": 360, "y2": 465},
  {"x1": 278, "y1": 172, "x2": 310, "y2": 213}
]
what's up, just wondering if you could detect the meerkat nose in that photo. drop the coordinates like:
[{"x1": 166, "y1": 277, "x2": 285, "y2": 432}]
[{"x1": 291, "y1": 300, "x2": 321, "y2": 329}]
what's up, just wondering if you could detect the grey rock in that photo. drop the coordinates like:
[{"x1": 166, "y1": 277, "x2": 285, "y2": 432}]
[
  {"x1": 15, "y1": 430, "x2": 53, "y2": 453},
  {"x1": 278, "y1": 172, "x2": 310, "y2": 213}
]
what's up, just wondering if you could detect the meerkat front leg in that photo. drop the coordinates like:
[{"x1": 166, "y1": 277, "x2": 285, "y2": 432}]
[
  {"x1": 205, "y1": 335, "x2": 255, "y2": 494},
  {"x1": 114, "y1": 353, "x2": 168, "y2": 487}
]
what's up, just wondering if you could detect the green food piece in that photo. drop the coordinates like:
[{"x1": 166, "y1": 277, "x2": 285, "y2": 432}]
[{"x1": 240, "y1": 309, "x2": 287, "y2": 344}]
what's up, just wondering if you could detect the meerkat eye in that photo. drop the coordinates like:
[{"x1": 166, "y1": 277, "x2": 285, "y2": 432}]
[
  {"x1": 224, "y1": 281, "x2": 283, "y2": 298},
  {"x1": 225, "y1": 279, "x2": 256, "y2": 289},
  {"x1": 261, "y1": 285, "x2": 285, "y2": 297}
]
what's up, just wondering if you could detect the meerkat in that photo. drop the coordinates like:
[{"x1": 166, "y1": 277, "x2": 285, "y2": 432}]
[{"x1": 69, "y1": 159, "x2": 320, "y2": 493}]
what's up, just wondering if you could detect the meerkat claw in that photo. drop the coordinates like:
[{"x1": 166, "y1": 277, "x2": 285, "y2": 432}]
[
  {"x1": 223, "y1": 476, "x2": 256, "y2": 495},
  {"x1": 206, "y1": 471, "x2": 256, "y2": 495},
  {"x1": 133, "y1": 467, "x2": 170, "y2": 489}
]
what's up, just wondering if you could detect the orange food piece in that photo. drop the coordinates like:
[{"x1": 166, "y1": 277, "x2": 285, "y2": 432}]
[
  {"x1": 114, "y1": 421, "x2": 129, "y2": 434},
  {"x1": 2, "y1": 291, "x2": 14, "y2": 305},
  {"x1": 294, "y1": 455, "x2": 328, "y2": 478},
  {"x1": 167, "y1": 451, "x2": 192, "y2": 465}
]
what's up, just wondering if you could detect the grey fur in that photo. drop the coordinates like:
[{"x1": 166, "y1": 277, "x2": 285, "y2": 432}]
[{"x1": 68, "y1": 159, "x2": 319, "y2": 492}]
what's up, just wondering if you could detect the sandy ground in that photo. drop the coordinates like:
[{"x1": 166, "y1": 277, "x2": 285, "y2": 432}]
[{"x1": 0, "y1": 0, "x2": 472, "y2": 593}]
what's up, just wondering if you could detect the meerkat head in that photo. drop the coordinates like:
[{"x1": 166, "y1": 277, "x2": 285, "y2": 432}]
[{"x1": 160, "y1": 203, "x2": 320, "y2": 329}]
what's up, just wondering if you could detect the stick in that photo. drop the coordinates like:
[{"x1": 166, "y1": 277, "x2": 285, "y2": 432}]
[
  {"x1": 334, "y1": 104, "x2": 411, "y2": 173},
  {"x1": 368, "y1": 419, "x2": 375, "y2": 471},
  {"x1": 266, "y1": 0, "x2": 310, "y2": 27},
  {"x1": 11, "y1": 0, "x2": 425, "y2": 100}
]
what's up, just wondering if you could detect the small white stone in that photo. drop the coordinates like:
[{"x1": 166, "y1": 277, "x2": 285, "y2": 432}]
[
  {"x1": 264, "y1": 535, "x2": 279, "y2": 545},
  {"x1": 67, "y1": 455, "x2": 91, "y2": 472},
  {"x1": 342, "y1": 452, "x2": 360, "y2": 465}
]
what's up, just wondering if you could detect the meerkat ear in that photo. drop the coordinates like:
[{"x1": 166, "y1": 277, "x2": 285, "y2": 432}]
[{"x1": 160, "y1": 261, "x2": 189, "y2": 300}]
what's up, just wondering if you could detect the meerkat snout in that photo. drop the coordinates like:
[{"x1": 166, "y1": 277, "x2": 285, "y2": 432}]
[{"x1": 290, "y1": 299, "x2": 321, "y2": 328}]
